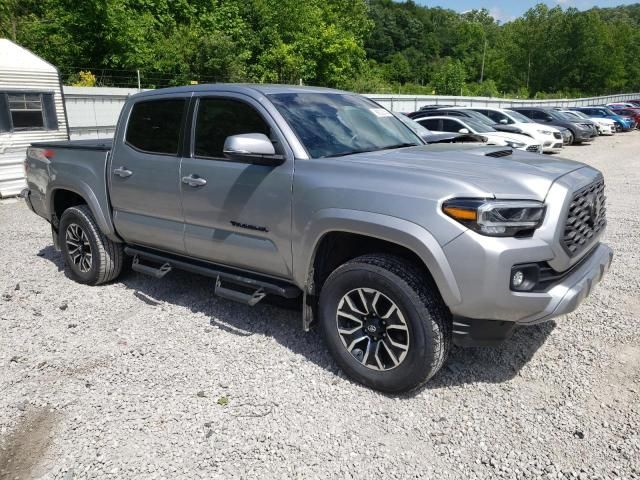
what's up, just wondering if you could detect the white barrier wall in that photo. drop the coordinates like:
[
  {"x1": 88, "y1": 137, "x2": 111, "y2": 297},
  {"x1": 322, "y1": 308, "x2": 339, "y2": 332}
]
[
  {"x1": 64, "y1": 87, "x2": 640, "y2": 139},
  {"x1": 63, "y1": 86, "x2": 140, "y2": 139},
  {"x1": 367, "y1": 93, "x2": 640, "y2": 113}
]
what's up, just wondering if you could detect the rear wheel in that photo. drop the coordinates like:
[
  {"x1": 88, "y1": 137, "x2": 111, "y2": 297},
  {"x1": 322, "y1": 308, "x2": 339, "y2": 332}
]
[
  {"x1": 59, "y1": 205, "x2": 124, "y2": 285},
  {"x1": 318, "y1": 254, "x2": 451, "y2": 393}
]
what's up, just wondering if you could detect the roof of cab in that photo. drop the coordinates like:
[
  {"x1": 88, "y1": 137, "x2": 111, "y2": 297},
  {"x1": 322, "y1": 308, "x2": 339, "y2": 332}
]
[{"x1": 131, "y1": 83, "x2": 348, "y2": 100}]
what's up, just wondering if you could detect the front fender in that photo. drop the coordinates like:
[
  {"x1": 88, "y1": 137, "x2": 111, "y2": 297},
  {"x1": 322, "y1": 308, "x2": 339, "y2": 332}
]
[{"x1": 294, "y1": 208, "x2": 462, "y2": 307}]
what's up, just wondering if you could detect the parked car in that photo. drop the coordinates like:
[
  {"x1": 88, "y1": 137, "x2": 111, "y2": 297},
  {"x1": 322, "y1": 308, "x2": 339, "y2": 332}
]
[
  {"x1": 407, "y1": 107, "x2": 525, "y2": 136},
  {"x1": 413, "y1": 116, "x2": 543, "y2": 152},
  {"x1": 571, "y1": 107, "x2": 635, "y2": 132},
  {"x1": 606, "y1": 102, "x2": 636, "y2": 109},
  {"x1": 610, "y1": 108, "x2": 640, "y2": 128},
  {"x1": 394, "y1": 112, "x2": 486, "y2": 144},
  {"x1": 21, "y1": 84, "x2": 613, "y2": 393},
  {"x1": 559, "y1": 110, "x2": 616, "y2": 136},
  {"x1": 512, "y1": 107, "x2": 597, "y2": 144},
  {"x1": 464, "y1": 107, "x2": 564, "y2": 153}
]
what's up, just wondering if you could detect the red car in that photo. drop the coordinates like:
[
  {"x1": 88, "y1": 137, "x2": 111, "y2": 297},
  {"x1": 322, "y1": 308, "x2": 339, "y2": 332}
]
[{"x1": 614, "y1": 108, "x2": 640, "y2": 128}]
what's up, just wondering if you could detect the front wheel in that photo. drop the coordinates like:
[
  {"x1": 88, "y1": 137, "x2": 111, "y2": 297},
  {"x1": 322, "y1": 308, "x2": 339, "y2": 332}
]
[
  {"x1": 59, "y1": 205, "x2": 124, "y2": 285},
  {"x1": 318, "y1": 254, "x2": 451, "y2": 393}
]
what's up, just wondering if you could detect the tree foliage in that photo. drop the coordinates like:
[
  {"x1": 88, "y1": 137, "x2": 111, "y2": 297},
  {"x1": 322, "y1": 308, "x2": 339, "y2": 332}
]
[{"x1": 1, "y1": 0, "x2": 639, "y2": 96}]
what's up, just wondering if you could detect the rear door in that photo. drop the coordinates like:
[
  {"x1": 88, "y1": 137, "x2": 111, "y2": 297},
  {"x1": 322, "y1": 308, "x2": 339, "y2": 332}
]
[
  {"x1": 109, "y1": 95, "x2": 189, "y2": 253},
  {"x1": 179, "y1": 94, "x2": 294, "y2": 278}
]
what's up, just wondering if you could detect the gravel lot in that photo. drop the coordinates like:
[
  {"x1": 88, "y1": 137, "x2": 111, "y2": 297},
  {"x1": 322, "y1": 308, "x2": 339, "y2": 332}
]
[{"x1": 1, "y1": 132, "x2": 639, "y2": 480}]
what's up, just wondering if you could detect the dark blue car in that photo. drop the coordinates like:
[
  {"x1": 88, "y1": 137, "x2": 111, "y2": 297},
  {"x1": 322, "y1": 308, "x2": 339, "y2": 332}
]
[{"x1": 571, "y1": 107, "x2": 635, "y2": 131}]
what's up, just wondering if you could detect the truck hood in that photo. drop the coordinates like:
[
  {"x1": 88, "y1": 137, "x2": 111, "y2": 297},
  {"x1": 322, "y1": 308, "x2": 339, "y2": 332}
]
[{"x1": 336, "y1": 145, "x2": 586, "y2": 200}]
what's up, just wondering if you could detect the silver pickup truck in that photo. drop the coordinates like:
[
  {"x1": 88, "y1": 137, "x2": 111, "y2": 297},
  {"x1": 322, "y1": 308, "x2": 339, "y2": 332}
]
[{"x1": 21, "y1": 85, "x2": 613, "y2": 392}]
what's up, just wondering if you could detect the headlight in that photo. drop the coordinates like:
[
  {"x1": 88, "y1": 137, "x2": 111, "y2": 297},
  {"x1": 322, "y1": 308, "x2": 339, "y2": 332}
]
[
  {"x1": 537, "y1": 129, "x2": 554, "y2": 135},
  {"x1": 504, "y1": 140, "x2": 526, "y2": 149},
  {"x1": 442, "y1": 199, "x2": 546, "y2": 237}
]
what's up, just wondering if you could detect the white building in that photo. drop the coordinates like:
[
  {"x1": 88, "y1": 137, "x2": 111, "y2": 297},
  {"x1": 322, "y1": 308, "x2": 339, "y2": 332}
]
[{"x1": 0, "y1": 39, "x2": 69, "y2": 197}]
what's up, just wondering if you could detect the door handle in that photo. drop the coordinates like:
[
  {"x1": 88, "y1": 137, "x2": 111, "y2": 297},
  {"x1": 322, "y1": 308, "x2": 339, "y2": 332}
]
[
  {"x1": 113, "y1": 166, "x2": 133, "y2": 178},
  {"x1": 182, "y1": 175, "x2": 207, "y2": 187}
]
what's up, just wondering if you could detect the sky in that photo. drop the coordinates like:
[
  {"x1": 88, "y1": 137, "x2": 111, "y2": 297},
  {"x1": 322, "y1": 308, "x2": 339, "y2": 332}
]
[{"x1": 414, "y1": 0, "x2": 639, "y2": 23}]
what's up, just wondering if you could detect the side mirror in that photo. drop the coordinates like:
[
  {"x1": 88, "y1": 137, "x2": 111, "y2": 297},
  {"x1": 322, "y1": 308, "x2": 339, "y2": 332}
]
[
  {"x1": 223, "y1": 133, "x2": 284, "y2": 166},
  {"x1": 499, "y1": 118, "x2": 508, "y2": 124},
  {"x1": 545, "y1": 116, "x2": 553, "y2": 122},
  {"x1": 458, "y1": 128, "x2": 470, "y2": 134}
]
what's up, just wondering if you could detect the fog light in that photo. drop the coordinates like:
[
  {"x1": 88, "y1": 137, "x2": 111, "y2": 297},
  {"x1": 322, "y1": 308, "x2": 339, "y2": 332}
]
[
  {"x1": 510, "y1": 264, "x2": 540, "y2": 292},
  {"x1": 512, "y1": 270, "x2": 525, "y2": 288}
]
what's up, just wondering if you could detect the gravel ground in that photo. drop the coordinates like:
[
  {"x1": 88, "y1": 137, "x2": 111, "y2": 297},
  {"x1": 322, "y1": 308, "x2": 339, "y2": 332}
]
[{"x1": 1, "y1": 132, "x2": 639, "y2": 480}]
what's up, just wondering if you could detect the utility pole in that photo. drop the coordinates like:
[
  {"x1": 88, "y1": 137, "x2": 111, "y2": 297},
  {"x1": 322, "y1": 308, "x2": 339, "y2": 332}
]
[
  {"x1": 137, "y1": 69, "x2": 141, "y2": 90},
  {"x1": 526, "y1": 51, "x2": 531, "y2": 90},
  {"x1": 479, "y1": 38, "x2": 487, "y2": 83}
]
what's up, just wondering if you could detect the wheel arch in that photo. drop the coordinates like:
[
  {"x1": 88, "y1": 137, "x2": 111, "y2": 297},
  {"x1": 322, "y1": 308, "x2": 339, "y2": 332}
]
[
  {"x1": 48, "y1": 183, "x2": 119, "y2": 241},
  {"x1": 296, "y1": 209, "x2": 462, "y2": 307}
]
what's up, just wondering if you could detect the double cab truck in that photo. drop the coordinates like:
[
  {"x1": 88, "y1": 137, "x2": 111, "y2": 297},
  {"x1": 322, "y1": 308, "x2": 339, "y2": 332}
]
[{"x1": 21, "y1": 85, "x2": 613, "y2": 393}]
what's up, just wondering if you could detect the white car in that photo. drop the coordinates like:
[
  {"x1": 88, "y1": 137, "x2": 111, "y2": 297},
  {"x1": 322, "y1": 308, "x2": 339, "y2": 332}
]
[
  {"x1": 463, "y1": 107, "x2": 564, "y2": 153},
  {"x1": 414, "y1": 116, "x2": 543, "y2": 153},
  {"x1": 561, "y1": 110, "x2": 616, "y2": 136},
  {"x1": 606, "y1": 102, "x2": 636, "y2": 108}
]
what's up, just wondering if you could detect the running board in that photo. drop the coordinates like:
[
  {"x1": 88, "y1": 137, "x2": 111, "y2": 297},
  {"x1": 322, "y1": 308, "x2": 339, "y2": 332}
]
[
  {"x1": 215, "y1": 277, "x2": 266, "y2": 306},
  {"x1": 132, "y1": 255, "x2": 172, "y2": 278},
  {"x1": 124, "y1": 246, "x2": 300, "y2": 300}
]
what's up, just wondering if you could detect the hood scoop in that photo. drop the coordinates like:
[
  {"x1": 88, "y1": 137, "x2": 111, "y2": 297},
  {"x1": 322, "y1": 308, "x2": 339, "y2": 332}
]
[{"x1": 485, "y1": 148, "x2": 514, "y2": 158}]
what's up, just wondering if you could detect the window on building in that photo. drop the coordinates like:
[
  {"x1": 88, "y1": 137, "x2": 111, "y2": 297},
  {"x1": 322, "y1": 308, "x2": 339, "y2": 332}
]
[
  {"x1": 0, "y1": 92, "x2": 58, "y2": 132},
  {"x1": 8, "y1": 93, "x2": 44, "y2": 129}
]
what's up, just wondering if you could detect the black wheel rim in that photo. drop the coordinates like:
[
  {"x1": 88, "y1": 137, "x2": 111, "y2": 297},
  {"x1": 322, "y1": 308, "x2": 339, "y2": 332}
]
[
  {"x1": 336, "y1": 288, "x2": 410, "y2": 371},
  {"x1": 65, "y1": 223, "x2": 93, "y2": 273}
]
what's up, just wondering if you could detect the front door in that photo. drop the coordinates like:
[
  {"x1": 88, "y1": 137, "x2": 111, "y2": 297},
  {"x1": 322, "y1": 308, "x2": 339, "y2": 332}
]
[
  {"x1": 180, "y1": 95, "x2": 294, "y2": 278},
  {"x1": 109, "y1": 95, "x2": 189, "y2": 253}
]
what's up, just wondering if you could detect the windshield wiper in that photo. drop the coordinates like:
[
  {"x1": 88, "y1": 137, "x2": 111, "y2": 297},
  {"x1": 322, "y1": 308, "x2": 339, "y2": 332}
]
[
  {"x1": 323, "y1": 143, "x2": 420, "y2": 159},
  {"x1": 379, "y1": 142, "x2": 420, "y2": 150}
]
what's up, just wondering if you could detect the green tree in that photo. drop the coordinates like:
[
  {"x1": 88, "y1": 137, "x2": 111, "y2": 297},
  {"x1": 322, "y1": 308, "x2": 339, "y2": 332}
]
[{"x1": 432, "y1": 59, "x2": 466, "y2": 95}]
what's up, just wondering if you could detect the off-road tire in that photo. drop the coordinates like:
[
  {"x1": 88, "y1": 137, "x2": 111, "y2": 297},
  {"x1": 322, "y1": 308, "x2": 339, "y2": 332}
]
[
  {"x1": 318, "y1": 253, "x2": 451, "y2": 393},
  {"x1": 59, "y1": 205, "x2": 124, "y2": 285}
]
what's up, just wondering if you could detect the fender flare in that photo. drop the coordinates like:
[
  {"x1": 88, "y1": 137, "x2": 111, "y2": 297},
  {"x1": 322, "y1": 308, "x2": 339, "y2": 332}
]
[
  {"x1": 294, "y1": 208, "x2": 462, "y2": 307},
  {"x1": 47, "y1": 181, "x2": 119, "y2": 241}
]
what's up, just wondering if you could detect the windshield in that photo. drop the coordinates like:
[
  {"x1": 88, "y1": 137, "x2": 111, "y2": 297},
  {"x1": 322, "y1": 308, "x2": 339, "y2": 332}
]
[
  {"x1": 603, "y1": 108, "x2": 617, "y2": 116},
  {"x1": 463, "y1": 119, "x2": 496, "y2": 133},
  {"x1": 568, "y1": 111, "x2": 589, "y2": 119},
  {"x1": 505, "y1": 110, "x2": 532, "y2": 123},
  {"x1": 549, "y1": 110, "x2": 572, "y2": 121},
  {"x1": 268, "y1": 93, "x2": 421, "y2": 158}
]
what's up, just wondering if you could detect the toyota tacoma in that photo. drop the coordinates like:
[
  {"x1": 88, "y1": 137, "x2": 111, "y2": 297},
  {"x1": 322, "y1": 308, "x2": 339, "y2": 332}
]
[{"x1": 21, "y1": 85, "x2": 613, "y2": 393}]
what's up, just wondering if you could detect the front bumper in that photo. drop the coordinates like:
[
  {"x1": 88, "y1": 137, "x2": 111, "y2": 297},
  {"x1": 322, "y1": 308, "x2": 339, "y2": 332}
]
[
  {"x1": 575, "y1": 129, "x2": 594, "y2": 141},
  {"x1": 443, "y1": 232, "x2": 613, "y2": 326}
]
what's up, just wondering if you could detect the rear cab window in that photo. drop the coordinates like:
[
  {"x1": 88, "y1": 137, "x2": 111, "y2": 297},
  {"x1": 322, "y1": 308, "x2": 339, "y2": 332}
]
[{"x1": 125, "y1": 99, "x2": 186, "y2": 155}]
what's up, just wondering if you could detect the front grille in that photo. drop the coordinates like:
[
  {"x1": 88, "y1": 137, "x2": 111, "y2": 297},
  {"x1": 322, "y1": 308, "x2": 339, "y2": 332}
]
[
  {"x1": 562, "y1": 179, "x2": 607, "y2": 256},
  {"x1": 526, "y1": 145, "x2": 541, "y2": 153}
]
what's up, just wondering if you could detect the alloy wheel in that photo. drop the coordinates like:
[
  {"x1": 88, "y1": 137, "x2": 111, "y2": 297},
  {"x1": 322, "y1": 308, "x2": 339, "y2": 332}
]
[
  {"x1": 336, "y1": 288, "x2": 410, "y2": 371},
  {"x1": 65, "y1": 223, "x2": 93, "y2": 273}
]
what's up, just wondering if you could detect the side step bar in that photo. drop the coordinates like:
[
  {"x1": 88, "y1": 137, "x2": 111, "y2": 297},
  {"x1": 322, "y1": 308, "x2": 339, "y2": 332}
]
[
  {"x1": 124, "y1": 246, "x2": 301, "y2": 304},
  {"x1": 132, "y1": 255, "x2": 172, "y2": 278}
]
